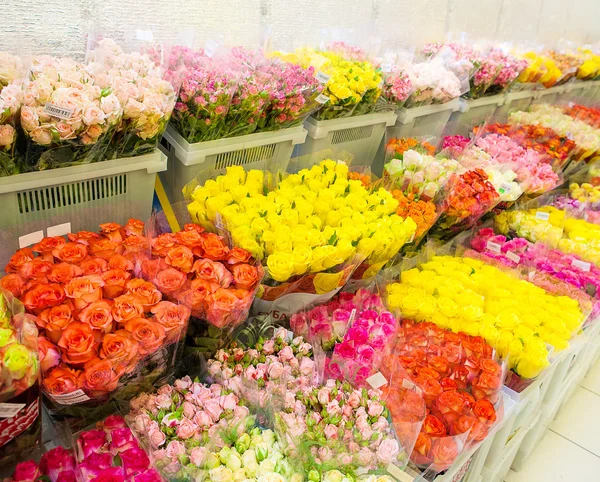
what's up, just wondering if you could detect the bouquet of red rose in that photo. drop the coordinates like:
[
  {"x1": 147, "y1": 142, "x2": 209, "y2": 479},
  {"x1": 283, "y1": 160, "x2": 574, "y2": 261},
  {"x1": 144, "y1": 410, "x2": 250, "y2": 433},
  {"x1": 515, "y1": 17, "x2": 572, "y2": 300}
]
[
  {"x1": 141, "y1": 223, "x2": 263, "y2": 358},
  {"x1": 1, "y1": 219, "x2": 190, "y2": 414},
  {"x1": 381, "y1": 320, "x2": 504, "y2": 473}
]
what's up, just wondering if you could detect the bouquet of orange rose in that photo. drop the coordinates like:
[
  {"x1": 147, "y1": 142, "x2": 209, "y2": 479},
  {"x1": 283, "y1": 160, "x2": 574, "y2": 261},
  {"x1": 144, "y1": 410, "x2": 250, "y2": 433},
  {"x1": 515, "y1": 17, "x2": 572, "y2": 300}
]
[
  {"x1": 141, "y1": 223, "x2": 263, "y2": 358},
  {"x1": 0, "y1": 219, "x2": 190, "y2": 415}
]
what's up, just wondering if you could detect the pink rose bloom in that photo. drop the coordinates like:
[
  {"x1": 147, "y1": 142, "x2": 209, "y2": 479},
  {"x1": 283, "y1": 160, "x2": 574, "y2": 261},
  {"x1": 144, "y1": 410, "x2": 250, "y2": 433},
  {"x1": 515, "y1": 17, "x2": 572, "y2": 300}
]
[
  {"x1": 278, "y1": 346, "x2": 294, "y2": 362},
  {"x1": 357, "y1": 448, "x2": 375, "y2": 468},
  {"x1": 78, "y1": 452, "x2": 112, "y2": 481},
  {"x1": 356, "y1": 345, "x2": 375, "y2": 365},
  {"x1": 174, "y1": 376, "x2": 192, "y2": 390},
  {"x1": 203, "y1": 399, "x2": 223, "y2": 421},
  {"x1": 132, "y1": 469, "x2": 162, "y2": 482},
  {"x1": 318, "y1": 446, "x2": 332, "y2": 462},
  {"x1": 190, "y1": 447, "x2": 207, "y2": 467},
  {"x1": 262, "y1": 339, "x2": 275, "y2": 354},
  {"x1": 152, "y1": 449, "x2": 167, "y2": 461},
  {"x1": 193, "y1": 410, "x2": 213, "y2": 428},
  {"x1": 120, "y1": 447, "x2": 151, "y2": 477},
  {"x1": 12, "y1": 461, "x2": 40, "y2": 482},
  {"x1": 130, "y1": 394, "x2": 150, "y2": 412},
  {"x1": 372, "y1": 416, "x2": 389, "y2": 432},
  {"x1": 161, "y1": 414, "x2": 179, "y2": 428},
  {"x1": 367, "y1": 400, "x2": 384, "y2": 417},
  {"x1": 324, "y1": 424, "x2": 338, "y2": 440},
  {"x1": 326, "y1": 400, "x2": 342, "y2": 416},
  {"x1": 334, "y1": 341, "x2": 355, "y2": 360},
  {"x1": 154, "y1": 393, "x2": 172, "y2": 409},
  {"x1": 165, "y1": 441, "x2": 186, "y2": 460},
  {"x1": 377, "y1": 438, "x2": 400, "y2": 465},
  {"x1": 267, "y1": 361, "x2": 284, "y2": 380},
  {"x1": 219, "y1": 393, "x2": 238, "y2": 410},
  {"x1": 317, "y1": 387, "x2": 331, "y2": 405},
  {"x1": 299, "y1": 357, "x2": 315, "y2": 376},
  {"x1": 157, "y1": 384, "x2": 173, "y2": 396},
  {"x1": 182, "y1": 401, "x2": 196, "y2": 419},
  {"x1": 56, "y1": 471, "x2": 76, "y2": 482},
  {"x1": 176, "y1": 418, "x2": 197, "y2": 439},
  {"x1": 109, "y1": 428, "x2": 137, "y2": 454},
  {"x1": 233, "y1": 406, "x2": 249, "y2": 419},
  {"x1": 77, "y1": 429, "x2": 107, "y2": 459},
  {"x1": 355, "y1": 415, "x2": 370, "y2": 433},
  {"x1": 102, "y1": 415, "x2": 126, "y2": 432},
  {"x1": 347, "y1": 391, "x2": 361, "y2": 408},
  {"x1": 89, "y1": 467, "x2": 125, "y2": 482},
  {"x1": 342, "y1": 404, "x2": 353, "y2": 419},
  {"x1": 148, "y1": 424, "x2": 166, "y2": 448}
]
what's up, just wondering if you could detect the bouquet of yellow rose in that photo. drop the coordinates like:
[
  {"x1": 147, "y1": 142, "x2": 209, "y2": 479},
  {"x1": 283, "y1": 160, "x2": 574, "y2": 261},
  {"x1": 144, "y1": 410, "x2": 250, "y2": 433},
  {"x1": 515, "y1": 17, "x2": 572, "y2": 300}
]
[
  {"x1": 187, "y1": 160, "x2": 416, "y2": 315},
  {"x1": 385, "y1": 255, "x2": 586, "y2": 391},
  {"x1": 494, "y1": 205, "x2": 565, "y2": 248},
  {"x1": 274, "y1": 46, "x2": 383, "y2": 120}
]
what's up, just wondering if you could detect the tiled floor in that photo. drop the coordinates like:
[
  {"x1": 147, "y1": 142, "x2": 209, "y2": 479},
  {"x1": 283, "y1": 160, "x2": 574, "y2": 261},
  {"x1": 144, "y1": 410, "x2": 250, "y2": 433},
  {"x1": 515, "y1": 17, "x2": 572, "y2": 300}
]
[{"x1": 504, "y1": 360, "x2": 600, "y2": 482}]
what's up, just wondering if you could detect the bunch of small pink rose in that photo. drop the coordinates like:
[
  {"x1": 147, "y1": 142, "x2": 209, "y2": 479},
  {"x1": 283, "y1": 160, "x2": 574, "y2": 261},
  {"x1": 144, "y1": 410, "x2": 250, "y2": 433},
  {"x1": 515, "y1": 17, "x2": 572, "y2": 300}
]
[
  {"x1": 127, "y1": 377, "x2": 252, "y2": 480},
  {"x1": 275, "y1": 378, "x2": 407, "y2": 479},
  {"x1": 75, "y1": 414, "x2": 160, "y2": 481},
  {"x1": 378, "y1": 67, "x2": 413, "y2": 110},
  {"x1": 484, "y1": 49, "x2": 528, "y2": 96},
  {"x1": 206, "y1": 327, "x2": 316, "y2": 394},
  {"x1": 325, "y1": 293, "x2": 399, "y2": 387},
  {"x1": 9, "y1": 446, "x2": 77, "y2": 482},
  {"x1": 290, "y1": 291, "x2": 362, "y2": 351},
  {"x1": 475, "y1": 134, "x2": 560, "y2": 195}
]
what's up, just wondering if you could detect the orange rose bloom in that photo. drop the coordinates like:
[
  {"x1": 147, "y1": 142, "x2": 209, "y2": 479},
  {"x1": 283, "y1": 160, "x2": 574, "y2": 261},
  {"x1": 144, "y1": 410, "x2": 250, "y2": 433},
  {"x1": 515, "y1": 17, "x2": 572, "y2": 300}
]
[
  {"x1": 227, "y1": 247, "x2": 252, "y2": 265},
  {"x1": 47, "y1": 263, "x2": 83, "y2": 285},
  {"x1": 189, "y1": 279, "x2": 214, "y2": 311},
  {"x1": 79, "y1": 301, "x2": 114, "y2": 333},
  {"x1": 413, "y1": 432, "x2": 432, "y2": 458},
  {"x1": 112, "y1": 294, "x2": 145, "y2": 323},
  {"x1": 165, "y1": 246, "x2": 194, "y2": 273},
  {"x1": 125, "y1": 278, "x2": 162, "y2": 307},
  {"x1": 79, "y1": 258, "x2": 109, "y2": 276},
  {"x1": 43, "y1": 366, "x2": 84, "y2": 395},
  {"x1": 430, "y1": 437, "x2": 459, "y2": 469},
  {"x1": 99, "y1": 222, "x2": 123, "y2": 243},
  {"x1": 124, "y1": 318, "x2": 166, "y2": 356},
  {"x1": 123, "y1": 235, "x2": 150, "y2": 257},
  {"x1": 5, "y1": 248, "x2": 34, "y2": 273},
  {"x1": 102, "y1": 269, "x2": 132, "y2": 299},
  {"x1": 39, "y1": 303, "x2": 73, "y2": 343},
  {"x1": 183, "y1": 224, "x2": 205, "y2": 234},
  {"x1": 473, "y1": 399, "x2": 497, "y2": 423},
  {"x1": 201, "y1": 233, "x2": 229, "y2": 261},
  {"x1": 89, "y1": 238, "x2": 123, "y2": 260},
  {"x1": 151, "y1": 301, "x2": 190, "y2": 342},
  {"x1": 64, "y1": 275, "x2": 105, "y2": 309},
  {"x1": 155, "y1": 267, "x2": 188, "y2": 293},
  {"x1": 206, "y1": 288, "x2": 244, "y2": 328},
  {"x1": 232, "y1": 263, "x2": 261, "y2": 290},
  {"x1": 0, "y1": 274, "x2": 24, "y2": 297},
  {"x1": 33, "y1": 236, "x2": 66, "y2": 255},
  {"x1": 53, "y1": 242, "x2": 89, "y2": 264},
  {"x1": 23, "y1": 283, "x2": 66, "y2": 313},
  {"x1": 82, "y1": 357, "x2": 120, "y2": 394},
  {"x1": 100, "y1": 330, "x2": 138, "y2": 371},
  {"x1": 152, "y1": 233, "x2": 178, "y2": 257},
  {"x1": 422, "y1": 414, "x2": 447, "y2": 437},
  {"x1": 124, "y1": 218, "x2": 145, "y2": 237},
  {"x1": 192, "y1": 259, "x2": 233, "y2": 289},
  {"x1": 175, "y1": 229, "x2": 204, "y2": 249},
  {"x1": 57, "y1": 322, "x2": 98, "y2": 365},
  {"x1": 68, "y1": 231, "x2": 100, "y2": 244},
  {"x1": 107, "y1": 254, "x2": 134, "y2": 272}
]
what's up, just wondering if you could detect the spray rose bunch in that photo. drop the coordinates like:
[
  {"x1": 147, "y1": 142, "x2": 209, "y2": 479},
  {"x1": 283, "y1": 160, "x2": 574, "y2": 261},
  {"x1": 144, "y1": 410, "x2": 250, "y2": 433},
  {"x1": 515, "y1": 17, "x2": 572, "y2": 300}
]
[{"x1": 0, "y1": 53, "x2": 23, "y2": 176}]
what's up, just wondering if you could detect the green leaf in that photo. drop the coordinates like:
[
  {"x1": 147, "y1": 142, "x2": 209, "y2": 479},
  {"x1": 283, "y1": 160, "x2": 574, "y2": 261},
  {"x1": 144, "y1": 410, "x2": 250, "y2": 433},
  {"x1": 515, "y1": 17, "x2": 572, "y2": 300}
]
[{"x1": 114, "y1": 454, "x2": 122, "y2": 466}]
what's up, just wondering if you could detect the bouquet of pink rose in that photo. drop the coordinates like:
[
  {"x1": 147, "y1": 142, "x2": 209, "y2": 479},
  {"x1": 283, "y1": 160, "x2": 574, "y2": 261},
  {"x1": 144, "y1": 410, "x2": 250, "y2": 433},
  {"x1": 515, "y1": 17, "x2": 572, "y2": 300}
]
[
  {"x1": 7, "y1": 446, "x2": 77, "y2": 482},
  {"x1": 0, "y1": 52, "x2": 23, "y2": 176}
]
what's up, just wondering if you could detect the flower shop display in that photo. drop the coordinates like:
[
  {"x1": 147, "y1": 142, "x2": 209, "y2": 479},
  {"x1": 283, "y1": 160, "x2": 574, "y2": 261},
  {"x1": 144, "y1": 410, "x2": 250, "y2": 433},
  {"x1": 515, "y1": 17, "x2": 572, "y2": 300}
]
[
  {"x1": 377, "y1": 67, "x2": 413, "y2": 111},
  {"x1": 385, "y1": 255, "x2": 586, "y2": 390},
  {"x1": 494, "y1": 205, "x2": 565, "y2": 246},
  {"x1": 0, "y1": 52, "x2": 24, "y2": 177},
  {"x1": 86, "y1": 38, "x2": 178, "y2": 158},
  {"x1": 515, "y1": 52, "x2": 562, "y2": 88},
  {"x1": 381, "y1": 320, "x2": 503, "y2": 471},
  {"x1": 186, "y1": 161, "x2": 416, "y2": 310},
  {"x1": 402, "y1": 61, "x2": 462, "y2": 107},
  {"x1": 275, "y1": 44, "x2": 383, "y2": 119},
  {"x1": 171, "y1": 46, "x2": 323, "y2": 143},
  {"x1": 1, "y1": 219, "x2": 189, "y2": 412},
  {"x1": 0, "y1": 290, "x2": 40, "y2": 468},
  {"x1": 9, "y1": 446, "x2": 77, "y2": 482},
  {"x1": 141, "y1": 223, "x2": 262, "y2": 357}
]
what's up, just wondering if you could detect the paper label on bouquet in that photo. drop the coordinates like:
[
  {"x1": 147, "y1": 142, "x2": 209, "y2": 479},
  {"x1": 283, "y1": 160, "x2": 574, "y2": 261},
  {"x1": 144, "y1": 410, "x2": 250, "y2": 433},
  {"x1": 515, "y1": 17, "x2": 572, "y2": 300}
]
[
  {"x1": 348, "y1": 309, "x2": 357, "y2": 326},
  {"x1": 408, "y1": 232, "x2": 415, "y2": 243},
  {"x1": 499, "y1": 183, "x2": 512, "y2": 194},
  {"x1": 572, "y1": 259, "x2": 591, "y2": 272},
  {"x1": 50, "y1": 389, "x2": 90, "y2": 405},
  {"x1": 0, "y1": 403, "x2": 26, "y2": 418},
  {"x1": 386, "y1": 463, "x2": 414, "y2": 482},
  {"x1": 43, "y1": 103, "x2": 74, "y2": 120},
  {"x1": 214, "y1": 212, "x2": 225, "y2": 231},
  {"x1": 47, "y1": 222, "x2": 71, "y2": 237},
  {"x1": 366, "y1": 372, "x2": 388, "y2": 389},
  {"x1": 18, "y1": 230, "x2": 44, "y2": 248},
  {"x1": 315, "y1": 71, "x2": 331, "y2": 83},
  {"x1": 315, "y1": 94, "x2": 330, "y2": 104},
  {"x1": 486, "y1": 241, "x2": 501, "y2": 253},
  {"x1": 506, "y1": 251, "x2": 521, "y2": 263},
  {"x1": 136, "y1": 29, "x2": 154, "y2": 42},
  {"x1": 535, "y1": 211, "x2": 550, "y2": 221}
]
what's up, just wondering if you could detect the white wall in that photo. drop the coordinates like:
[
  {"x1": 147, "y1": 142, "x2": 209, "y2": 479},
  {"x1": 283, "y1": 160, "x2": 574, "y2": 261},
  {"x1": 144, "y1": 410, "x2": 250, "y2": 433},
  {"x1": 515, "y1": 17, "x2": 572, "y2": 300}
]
[{"x1": 3, "y1": 0, "x2": 600, "y2": 59}]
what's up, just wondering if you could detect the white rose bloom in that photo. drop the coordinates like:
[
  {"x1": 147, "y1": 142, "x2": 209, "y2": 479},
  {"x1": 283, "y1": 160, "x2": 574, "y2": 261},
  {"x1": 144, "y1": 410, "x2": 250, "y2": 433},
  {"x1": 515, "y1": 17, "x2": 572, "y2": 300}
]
[{"x1": 209, "y1": 466, "x2": 234, "y2": 482}]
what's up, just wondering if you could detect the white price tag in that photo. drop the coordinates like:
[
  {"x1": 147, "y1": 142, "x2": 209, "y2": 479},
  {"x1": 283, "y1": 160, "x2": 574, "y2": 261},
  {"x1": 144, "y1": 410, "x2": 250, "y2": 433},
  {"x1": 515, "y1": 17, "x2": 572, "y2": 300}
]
[
  {"x1": 408, "y1": 231, "x2": 415, "y2": 243},
  {"x1": 387, "y1": 464, "x2": 414, "y2": 482},
  {"x1": 47, "y1": 222, "x2": 71, "y2": 237},
  {"x1": 486, "y1": 241, "x2": 501, "y2": 253},
  {"x1": 0, "y1": 403, "x2": 26, "y2": 418},
  {"x1": 315, "y1": 71, "x2": 331, "y2": 83},
  {"x1": 506, "y1": 251, "x2": 521, "y2": 263},
  {"x1": 214, "y1": 212, "x2": 225, "y2": 231},
  {"x1": 50, "y1": 389, "x2": 90, "y2": 405},
  {"x1": 572, "y1": 259, "x2": 591, "y2": 272},
  {"x1": 366, "y1": 371, "x2": 388, "y2": 389},
  {"x1": 315, "y1": 94, "x2": 330, "y2": 104},
  {"x1": 286, "y1": 330, "x2": 294, "y2": 342},
  {"x1": 535, "y1": 211, "x2": 550, "y2": 221},
  {"x1": 43, "y1": 103, "x2": 74, "y2": 120},
  {"x1": 135, "y1": 29, "x2": 154, "y2": 42},
  {"x1": 18, "y1": 230, "x2": 44, "y2": 248},
  {"x1": 348, "y1": 308, "x2": 357, "y2": 325},
  {"x1": 499, "y1": 183, "x2": 512, "y2": 194}
]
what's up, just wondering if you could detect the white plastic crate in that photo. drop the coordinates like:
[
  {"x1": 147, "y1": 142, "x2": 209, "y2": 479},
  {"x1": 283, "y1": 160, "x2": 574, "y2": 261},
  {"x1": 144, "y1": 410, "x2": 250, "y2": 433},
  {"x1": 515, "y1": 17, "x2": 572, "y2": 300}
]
[
  {"x1": 563, "y1": 81, "x2": 592, "y2": 104},
  {"x1": 447, "y1": 95, "x2": 506, "y2": 136},
  {"x1": 531, "y1": 85, "x2": 567, "y2": 105},
  {"x1": 295, "y1": 112, "x2": 397, "y2": 171},
  {"x1": 481, "y1": 413, "x2": 541, "y2": 482},
  {"x1": 161, "y1": 125, "x2": 307, "y2": 202},
  {"x1": 495, "y1": 91, "x2": 535, "y2": 119},
  {"x1": 0, "y1": 150, "x2": 167, "y2": 270}
]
